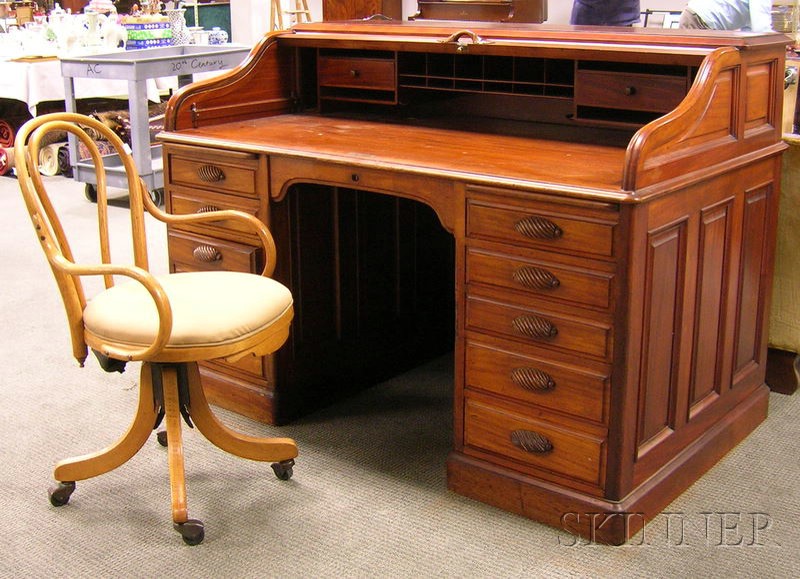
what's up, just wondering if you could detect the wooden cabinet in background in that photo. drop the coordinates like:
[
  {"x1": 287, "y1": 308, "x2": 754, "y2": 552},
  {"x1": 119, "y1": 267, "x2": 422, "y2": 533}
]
[{"x1": 323, "y1": 0, "x2": 402, "y2": 21}]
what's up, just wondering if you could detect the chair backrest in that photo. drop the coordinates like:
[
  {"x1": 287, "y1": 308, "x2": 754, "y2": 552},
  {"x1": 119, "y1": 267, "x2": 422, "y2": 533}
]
[{"x1": 14, "y1": 112, "x2": 159, "y2": 365}]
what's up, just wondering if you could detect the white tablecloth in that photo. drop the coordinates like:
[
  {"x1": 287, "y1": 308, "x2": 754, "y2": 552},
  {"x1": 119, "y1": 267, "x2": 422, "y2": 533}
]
[{"x1": 0, "y1": 57, "x2": 164, "y2": 115}]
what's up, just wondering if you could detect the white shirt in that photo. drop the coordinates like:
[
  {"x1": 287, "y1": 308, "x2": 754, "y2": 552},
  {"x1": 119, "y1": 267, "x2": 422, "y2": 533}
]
[{"x1": 687, "y1": 0, "x2": 774, "y2": 32}]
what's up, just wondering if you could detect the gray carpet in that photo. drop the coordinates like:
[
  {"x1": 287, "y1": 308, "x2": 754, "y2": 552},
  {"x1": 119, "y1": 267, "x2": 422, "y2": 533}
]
[{"x1": 1, "y1": 174, "x2": 798, "y2": 578}]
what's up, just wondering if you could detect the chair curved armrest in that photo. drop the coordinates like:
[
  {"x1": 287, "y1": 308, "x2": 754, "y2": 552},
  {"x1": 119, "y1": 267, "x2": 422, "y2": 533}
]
[
  {"x1": 49, "y1": 254, "x2": 174, "y2": 362},
  {"x1": 139, "y1": 181, "x2": 278, "y2": 277}
]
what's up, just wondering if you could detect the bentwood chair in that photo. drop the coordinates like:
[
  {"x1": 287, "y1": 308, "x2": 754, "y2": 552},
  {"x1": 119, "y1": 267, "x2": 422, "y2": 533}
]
[{"x1": 14, "y1": 112, "x2": 298, "y2": 545}]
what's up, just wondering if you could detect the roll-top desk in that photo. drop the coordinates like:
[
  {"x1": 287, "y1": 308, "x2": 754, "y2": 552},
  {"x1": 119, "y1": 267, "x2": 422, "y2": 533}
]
[{"x1": 160, "y1": 22, "x2": 787, "y2": 544}]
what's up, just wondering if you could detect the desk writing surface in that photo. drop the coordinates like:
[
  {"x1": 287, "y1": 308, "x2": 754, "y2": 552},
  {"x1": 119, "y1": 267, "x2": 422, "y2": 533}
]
[{"x1": 164, "y1": 114, "x2": 629, "y2": 197}]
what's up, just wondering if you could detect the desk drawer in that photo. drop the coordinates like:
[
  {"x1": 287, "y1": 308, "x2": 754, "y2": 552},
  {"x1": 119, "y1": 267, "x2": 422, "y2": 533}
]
[
  {"x1": 169, "y1": 231, "x2": 261, "y2": 273},
  {"x1": 467, "y1": 295, "x2": 612, "y2": 360},
  {"x1": 270, "y1": 155, "x2": 454, "y2": 200},
  {"x1": 467, "y1": 201, "x2": 616, "y2": 259},
  {"x1": 466, "y1": 341, "x2": 609, "y2": 424},
  {"x1": 318, "y1": 55, "x2": 396, "y2": 91},
  {"x1": 167, "y1": 150, "x2": 259, "y2": 198},
  {"x1": 169, "y1": 189, "x2": 262, "y2": 238},
  {"x1": 575, "y1": 69, "x2": 687, "y2": 113},
  {"x1": 466, "y1": 247, "x2": 615, "y2": 311},
  {"x1": 465, "y1": 397, "x2": 605, "y2": 486}
]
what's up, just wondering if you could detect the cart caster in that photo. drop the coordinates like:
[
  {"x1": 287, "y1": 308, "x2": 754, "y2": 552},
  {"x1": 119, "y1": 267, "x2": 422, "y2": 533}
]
[
  {"x1": 271, "y1": 459, "x2": 294, "y2": 481},
  {"x1": 149, "y1": 188, "x2": 164, "y2": 206},
  {"x1": 156, "y1": 430, "x2": 168, "y2": 447},
  {"x1": 84, "y1": 183, "x2": 97, "y2": 203},
  {"x1": 48, "y1": 481, "x2": 76, "y2": 507},
  {"x1": 174, "y1": 519, "x2": 204, "y2": 545}
]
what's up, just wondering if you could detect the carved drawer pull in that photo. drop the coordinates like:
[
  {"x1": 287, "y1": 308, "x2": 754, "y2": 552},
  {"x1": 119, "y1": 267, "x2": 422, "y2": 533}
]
[
  {"x1": 512, "y1": 315, "x2": 558, "y2": 339},
  {"x1": 196, "y1": 204, "x2": 221, "y2": 214},
  {"x1": 514, "y1": 216, "x2": 563, "y2": 240},
  {"x1": 511, "y1": 367, "x2": 556, "y2": 392},
  {"x1": 511, "y1": 430, "x2": 553, "y2": 454},
  {"x1": 512, "y1": 266, "x2": 561, "y2": 290},
  {"x1": 192, "y1": 244, "x2": 222, "y2": 263},
  {"x1": 196, "y1": 164, "x2": 226, "y2": 183}
]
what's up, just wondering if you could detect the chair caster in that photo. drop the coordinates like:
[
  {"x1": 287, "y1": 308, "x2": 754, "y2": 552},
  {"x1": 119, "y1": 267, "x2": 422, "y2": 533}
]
[
  {"x1": 48, "y1": 481, "x2": 76, "y2": 507},
  {"x1": 174, "y1": 519, "x2": 205, "y2": 546},
  {"x1": 271, "y1": 459, "x2": 295, "y2": 481},
  {"x1": 156, "y1": 430, "x2": 168, "y2": 447}
]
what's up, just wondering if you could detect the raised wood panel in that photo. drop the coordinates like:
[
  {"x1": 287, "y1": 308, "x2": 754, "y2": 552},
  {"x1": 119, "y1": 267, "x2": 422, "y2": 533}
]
[
  {"x1": 689, "y1": 200, "x2": 733, "y2": 418},
  {"x1": 637, "y1": 221, "x2": 686, "y2": 457},
  {"x1": 734, "y1": 185, "x2": 771, "y2": 376},
  {"x1": 744, "y1": 61, "x2": 774, "y2": 132}
]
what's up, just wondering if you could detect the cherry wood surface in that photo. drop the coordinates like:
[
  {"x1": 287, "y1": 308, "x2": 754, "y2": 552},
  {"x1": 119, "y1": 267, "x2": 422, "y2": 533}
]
[{"x1": 160, "y1": 22, "x2": 788, "y2": 544}]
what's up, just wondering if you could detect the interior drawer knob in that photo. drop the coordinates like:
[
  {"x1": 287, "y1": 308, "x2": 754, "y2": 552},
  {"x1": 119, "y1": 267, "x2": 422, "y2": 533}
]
[
  {"x1": 514, "y1": 216, "x2": 563, "y2": 240},
  {"x1": 624, "y1": 86, "x2": 637, "y2": 96},
  {"x1": 512, "y1": 315, "x2": 558, "y2": 339},
  {"x1": 511, "y1": 430, "x2": 553, "y2": 454},
  {"x1": 196, "y1": 204, "x2": 221, "y2": 214},
  {"x1": 512, "y1": 266, "x2": 560, "y2": 290},
  {"x1": 192, "y1": 244, "x2": 222, "y2": 263},
  {"x1": 511, "y1": 367, "x2": 556, "y2": 392},
  {"x1": 197, "y1": 164, "x2": 226, "y2": 183}
]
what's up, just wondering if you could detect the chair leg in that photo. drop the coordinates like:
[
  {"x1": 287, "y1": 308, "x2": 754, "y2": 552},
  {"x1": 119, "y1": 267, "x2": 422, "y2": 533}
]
[
  {"x1": 52, "y1": 361, "x2": 159, "y2": 484},
  {"x1": 161, "y1": 365, "x2": 204, "y2": 545},
  {"x1": 184, "y1": 362, "x2": 298, "y2": 463}
]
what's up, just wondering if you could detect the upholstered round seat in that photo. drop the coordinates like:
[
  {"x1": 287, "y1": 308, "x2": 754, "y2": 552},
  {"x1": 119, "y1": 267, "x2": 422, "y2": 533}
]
[{"x1": 83, "y1": 271, "x2": 293, "y2": 355}]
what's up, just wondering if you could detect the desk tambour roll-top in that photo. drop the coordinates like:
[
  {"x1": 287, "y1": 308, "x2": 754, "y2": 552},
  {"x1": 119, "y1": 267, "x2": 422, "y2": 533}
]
[{"x1": 160, "y1": 21, "x2": 787, "y2": 544}]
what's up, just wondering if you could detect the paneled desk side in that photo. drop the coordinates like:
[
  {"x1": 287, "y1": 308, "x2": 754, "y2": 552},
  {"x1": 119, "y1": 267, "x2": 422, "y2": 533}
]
[{"x1": 159, "y1": 23, "x2": 786, "y2": 544}]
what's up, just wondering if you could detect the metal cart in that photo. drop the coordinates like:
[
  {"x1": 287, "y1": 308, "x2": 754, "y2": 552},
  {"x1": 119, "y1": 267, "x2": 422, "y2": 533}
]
[{"x1": 60, "y1": 44, "x2": 251, "y2": 204}]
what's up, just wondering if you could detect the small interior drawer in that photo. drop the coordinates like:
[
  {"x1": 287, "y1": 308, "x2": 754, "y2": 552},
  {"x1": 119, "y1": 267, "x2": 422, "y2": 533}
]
[
  {"x1": 575, "y1": 69, "x2": 687, "y2": 113},
  {"x1": 318, "y1": 56, "x2": 396, "y2": 91}
]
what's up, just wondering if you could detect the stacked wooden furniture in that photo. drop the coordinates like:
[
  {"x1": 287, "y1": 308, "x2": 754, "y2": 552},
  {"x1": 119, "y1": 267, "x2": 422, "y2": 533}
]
[
  {"x1": 160, "y1": 21, "x2": 788, "y2": 544},
  {"x1": 411, "y1": 0, "x2": 546, "y2": 23}
]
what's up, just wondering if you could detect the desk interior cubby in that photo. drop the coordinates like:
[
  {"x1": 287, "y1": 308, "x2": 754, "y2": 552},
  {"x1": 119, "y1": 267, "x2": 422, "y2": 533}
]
[
  {"x1": 310, "y1": 48, "x2": 699, "y2": 132},
  {"x1": 397, "y1": 53, "x2": 575, "y2": 98}
]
